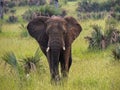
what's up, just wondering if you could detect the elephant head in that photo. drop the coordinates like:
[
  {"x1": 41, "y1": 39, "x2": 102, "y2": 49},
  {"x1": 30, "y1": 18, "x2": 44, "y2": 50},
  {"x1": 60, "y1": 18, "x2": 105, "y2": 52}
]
[{"x1": 27, "y1": 16, "x2": 82, "y2": 83}]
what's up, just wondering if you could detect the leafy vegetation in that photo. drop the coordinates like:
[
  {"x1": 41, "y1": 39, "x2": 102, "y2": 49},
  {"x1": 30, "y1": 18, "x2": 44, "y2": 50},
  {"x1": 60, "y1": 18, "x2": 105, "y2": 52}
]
[
  {"x1": 22, "y1": 5, "x2": 63, "y2": 21},
  {"x1": 0, "y1": 23, "x2": 2, "y2": 33},
  {"x1": 20, "y1": 48, "x2": 44, "y2": 75},
  {"x1": 85, "y1": 18, "x2": 120, "y2": 50},
  {"x1": 19, "y1": 24, "x2": 29, "y2": 38},
  {"x1": 85, "y1": 25, "x2": 105, "y2": 49},
  {"x1": 77, "y1": 0, "x2": 120, "y2": 12},
  {"x1": 112, "y1": 45, "x2": 120, "y2": 60},
  {"x1": 1, "y1": 48, "x2": 44, "y2": 79},
  {"x1": 77, "y1": 0, "x2": 120, "y2": 20},
  {"x1": 2, "y1": 51, "x2": 19, "y2": 69}
]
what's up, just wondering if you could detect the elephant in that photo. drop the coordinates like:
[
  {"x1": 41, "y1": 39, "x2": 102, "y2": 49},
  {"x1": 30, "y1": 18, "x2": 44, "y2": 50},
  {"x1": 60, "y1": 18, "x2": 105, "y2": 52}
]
[{"x1": 27, "y1": 16, "x2": 82, "y2": 83}]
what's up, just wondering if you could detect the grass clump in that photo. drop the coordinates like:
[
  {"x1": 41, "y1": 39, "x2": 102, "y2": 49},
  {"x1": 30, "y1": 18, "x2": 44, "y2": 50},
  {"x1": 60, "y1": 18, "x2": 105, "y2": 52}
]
[
  {"x1": 20, "y1": 48, "x2": 44, "y2": 75},
  {"x1": 1, "y1": 48, "x2": 44, "y2": 77},
  {"x1": 112, "y1": 45, "x2": 120, "y2": 60},
  {"x1": 85, "y1": 18, "x2": 120, "y2": 50},
  {"x1": 85, "y1": 24, "x2": 106, "y2": 49},
  {"x1": 2, "y1": 51, "x2": 19, "y2": 69},
  {"x1": 19, "y1": 24, "x2": 29, "y2": 38}
]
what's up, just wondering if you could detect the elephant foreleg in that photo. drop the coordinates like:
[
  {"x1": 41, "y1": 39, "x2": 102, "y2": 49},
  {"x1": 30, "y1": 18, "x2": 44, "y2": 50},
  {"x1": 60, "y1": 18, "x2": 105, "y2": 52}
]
[
  {"x1": 59, "y1": 53, "x2": 66, "y2": 77},
  {"x1": 60, "y1": 47, "x2": 72, "y2": 78}
]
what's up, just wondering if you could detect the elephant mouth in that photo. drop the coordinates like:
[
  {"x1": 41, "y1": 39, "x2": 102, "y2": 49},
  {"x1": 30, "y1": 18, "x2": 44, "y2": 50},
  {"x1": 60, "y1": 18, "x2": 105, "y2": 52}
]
[
  {"x1": 46, "y1": 40, "x2": 66, "y2": 52},
  {"x1": 46, "y1": 46, "x2": 65, "y2": 52}
]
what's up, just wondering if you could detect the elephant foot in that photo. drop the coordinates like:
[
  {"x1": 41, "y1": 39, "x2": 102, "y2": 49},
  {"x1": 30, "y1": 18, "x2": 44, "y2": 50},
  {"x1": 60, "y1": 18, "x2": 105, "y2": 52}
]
[
  {"x1": 51, "y1": 75, "x2": 61, "y2": 85},
  {"x1": 61, "y1": 71, "x2": 69, "y2": 83},
  {"x1": 62, "y1": 71, "x2": 68, "y2": 78}
]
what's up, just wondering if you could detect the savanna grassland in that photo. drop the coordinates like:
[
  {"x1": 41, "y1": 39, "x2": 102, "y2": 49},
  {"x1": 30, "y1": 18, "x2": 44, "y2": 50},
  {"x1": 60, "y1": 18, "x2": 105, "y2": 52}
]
[{"x1": 0, "y1": 1, "x2": 120, "y2": 90}]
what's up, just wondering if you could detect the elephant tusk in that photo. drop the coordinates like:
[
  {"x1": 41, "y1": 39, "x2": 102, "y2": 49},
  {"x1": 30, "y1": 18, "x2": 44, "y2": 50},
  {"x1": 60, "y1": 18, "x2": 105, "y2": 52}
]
[
  {"x1": 46, "y1": 47, "x2": 50, "y2": 52},
  {"x1": 63, "y1": 46, "x2": 66, "y2": 50}
]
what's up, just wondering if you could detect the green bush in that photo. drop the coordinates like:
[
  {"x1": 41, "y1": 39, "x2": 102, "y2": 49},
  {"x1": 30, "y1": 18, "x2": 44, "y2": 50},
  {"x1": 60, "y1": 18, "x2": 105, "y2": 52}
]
[
  {"x1": 105, "y1": 18, "x2": 120, "y2": 44},
  {"x1": 85, "y1": 18, "x2": 120, "y2": 50},
  {"x1": 105, "y1": 17, "x2": 117, "y2": 30},
  {"x1": 2, "y1": 48, "x2": 44, "y2": 76},
  {"x1": 85, "y1": 25, "x2": 106, "y2": 49},
  {"x1": 105, "y1": 28, "x2": 120, "y2": 44},
  {"x1": 7, "y1": 1, "x2": 16, "y2": 8},
  {"x1": 77, "y1": 12, "x2": 106, "y2": 20},
  {"x1": 77, "y1": 0, "x2": 120, "y2": 20},
  {"x1": 110, "y1": 12, "x2": 120, "y2": 20},
  {"x1": 19, "y1": 24, "x2": 29, "y2": 38},
  {"x1": 22, "y1": 5, "x2": 63, "y2": 21},
  {"x1": 20, "y1": 48, "x2": 44, "y2": 74},
  {"x1": 77, "y1": 0, "x2": 120, "y2": 13},
  {"x1": 28, "y1": 0, "x2": 46, "y2": 6},
  {"x1": 18, "y1": 0, "x2": 28, "y2": 6},
  {"x1": 0, "y1": 23, "x2": 2, "y2": 33},
  {"x1": 7, "y1": 15, "x2": 18, "y2": 23},
  {"x1": 112, "y1": 45, "x2": 120, "y2": 60}
]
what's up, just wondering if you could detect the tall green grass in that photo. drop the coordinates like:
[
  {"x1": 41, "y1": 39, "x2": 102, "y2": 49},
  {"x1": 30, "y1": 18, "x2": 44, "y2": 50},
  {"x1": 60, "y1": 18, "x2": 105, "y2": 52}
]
[{"x1": 0, "y1": 1, "x2": 120, "y2": 90}]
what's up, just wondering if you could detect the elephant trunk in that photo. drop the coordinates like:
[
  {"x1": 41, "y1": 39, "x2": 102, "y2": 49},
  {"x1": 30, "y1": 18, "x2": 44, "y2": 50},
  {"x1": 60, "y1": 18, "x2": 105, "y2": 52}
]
[
  {"x1": 47, "y1": 43, "x2": 61, "y2": 81},
  {"x1": 46, "y1": 39, "x2": 65, "y2": 81}
]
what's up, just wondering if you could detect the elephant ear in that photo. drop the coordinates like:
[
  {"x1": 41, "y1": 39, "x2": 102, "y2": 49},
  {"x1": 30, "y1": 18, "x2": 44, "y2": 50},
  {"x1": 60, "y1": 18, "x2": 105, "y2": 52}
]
[
  {"x1": 27, "y1": 16, "x2": 49, "y2": 48},
  {"x1": 64, "y1": 16, "x2": 82, "y2": 47}
]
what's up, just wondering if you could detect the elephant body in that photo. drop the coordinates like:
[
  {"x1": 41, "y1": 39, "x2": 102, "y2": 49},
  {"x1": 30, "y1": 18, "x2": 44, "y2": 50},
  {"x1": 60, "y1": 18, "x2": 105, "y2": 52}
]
[{"x1": 27, "y1": 16, "x2": 82, "y2": 82}]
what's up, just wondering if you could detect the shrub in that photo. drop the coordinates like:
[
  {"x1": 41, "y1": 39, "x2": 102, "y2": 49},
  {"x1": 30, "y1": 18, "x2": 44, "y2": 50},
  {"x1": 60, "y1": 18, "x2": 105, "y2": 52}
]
[
  {"x1": 105, "y1": 28, "x2": 120, "y2": 44},
  {"x1": 85, "y1": 25, "x2": 106, "y2": 49},
  {"x1": 2, "y1": 48, "x2": 44, "y2": 76},
  {"x1": 0, "y1": 23, "x2": 2, "y2": 33},
  {"x1": 77, "y1": 0, "x2": 120, "y2": 20},
  {"x1": 111, "y1": 12, "x2": 120, "y2": 20},
  {"x1": 77, "y1": 0, "x2": 120, "y2": 13},
  {"x1": 22, "y1": 9, "x2": 33, "y2": 21},
  {"x1": 20, "y1": 48, "x2": 44, "y2": 75},
  {"x1": 105, "y1": 17, "x2": 117, "y2": 28},
  {"x1": 2, "y1": 51, "x2": 19, "y2": 69},
  {"x1": 7, "y1": 15, "x2": 18, "y2": 23},
  {"x1": 77, "y1": 12, "x2": 106, "y2": 20},
  {"x1": 28, "y1": 0, "x2": 46, "y2": 6},
  {"x1": 105, "y1": 18, "x2": 120, "y2": 44},
  {"x1": 2, "y1": 51, "x2": 25, "y2": 83},
  {"x1": 77, "y1": 1, "x2": 100, "y2": 13},
  {"x1": 4, "y1": 7, "x2": 10, "y2": 14},
  {"x1": 22, "y1": 5, "x2": 63, "y2": 21},
  {"x1": 7, "y1": 1, "x2": 16, "y2": 8},
  {"x1": 85, "y1": 18, "x2": 120, "y2": 50},
  {"x1": 19, "y1": 24, "x2": 29, "y2": 38},
  {"x1": 112, "y1": 45, "x2": 120, "y2": 60},
  {"x1": 10, "y1": 9, "x2": 16, "y2": 15},
  {"x1": 18, "y1": 0, "x2": 28, "y2": 6}
]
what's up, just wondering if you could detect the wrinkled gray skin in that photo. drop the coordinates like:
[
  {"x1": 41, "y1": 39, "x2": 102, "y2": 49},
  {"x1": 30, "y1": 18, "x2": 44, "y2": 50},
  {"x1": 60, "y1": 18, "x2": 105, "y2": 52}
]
[{"x1": 27, "y1": 16, "x2": 82, "y2": 83}]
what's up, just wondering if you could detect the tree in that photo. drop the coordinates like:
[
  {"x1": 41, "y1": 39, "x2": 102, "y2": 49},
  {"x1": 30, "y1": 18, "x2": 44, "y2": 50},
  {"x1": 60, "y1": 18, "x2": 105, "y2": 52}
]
[
  {"x1": 0, "y1": 0, "x2": 3, "y2": 19},
  {"x1": 49, "y1": 0, "x2": 59, "y2": 8},
  {"x1": 54, "y1": 0, "x2": 59, "y2": 8}
]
